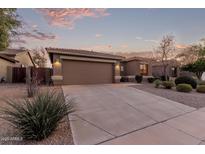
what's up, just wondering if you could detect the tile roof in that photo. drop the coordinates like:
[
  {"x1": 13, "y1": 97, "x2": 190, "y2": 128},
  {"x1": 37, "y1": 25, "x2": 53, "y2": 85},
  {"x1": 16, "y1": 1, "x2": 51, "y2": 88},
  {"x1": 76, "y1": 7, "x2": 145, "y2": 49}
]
[
  {"x1": 0, "y1": 48, "x2": 26, "y2": 56},
  {"x1": 46, "y1": 47, "x2": 125, "y2": 60},
  {"x1": 0, "y1": 54, "x2": 19, "y2": 63},
  {"x1": 123, "y1": 56, "x2": 153, "y2": 62}
]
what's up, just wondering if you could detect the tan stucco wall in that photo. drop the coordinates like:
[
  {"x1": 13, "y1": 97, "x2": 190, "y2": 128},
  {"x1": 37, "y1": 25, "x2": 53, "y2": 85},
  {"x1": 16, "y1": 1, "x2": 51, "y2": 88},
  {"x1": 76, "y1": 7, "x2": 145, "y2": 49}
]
[
  {"x1": 125, "y1": 60, "x2": 138, "y2": 75},
  {"x1": 52, "y1": 54, "x2": 62, "y2": 75},
  {"x1": 124, "y1": 60, "x2": 152, "y2": 76},
  {"x1": 15, "y1": 52, "x2": 34, "y2": 67},
  {"x1": 0, "y1": 59, "x2": 16, "y2": 80}
]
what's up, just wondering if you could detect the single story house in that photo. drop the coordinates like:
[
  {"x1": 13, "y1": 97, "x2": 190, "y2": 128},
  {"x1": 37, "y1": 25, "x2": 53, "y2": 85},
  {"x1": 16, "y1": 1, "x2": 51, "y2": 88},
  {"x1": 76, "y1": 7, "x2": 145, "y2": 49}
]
[
  {"x1": 0, "y1": 48, "x2": 35, "y2": 67},
  {"x1": 0, "y1": 48, "x2": 35, "y2": 82},
  {"x1": 152, "y1": 60, "x2": 180, "y2": 78},
  {"x1": 46, "y1": 47, "x2": 180, "y2": 85},
  {"x1": 0, "y1": 54, "x2": 20, "y2": 82},
  {"x1": 120, "y1": 57, "x2": 153, "y2": 81},
  {"x1": 46, "y1": 47, "x2": 124, "y2": 85}
]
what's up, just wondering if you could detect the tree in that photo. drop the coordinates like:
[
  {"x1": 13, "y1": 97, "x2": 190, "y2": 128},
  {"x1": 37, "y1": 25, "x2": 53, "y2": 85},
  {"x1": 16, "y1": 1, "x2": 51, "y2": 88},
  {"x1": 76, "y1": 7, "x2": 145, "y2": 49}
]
[
  {"x1": 32, "y1": 48, "x2": 47, "y2": 68},
  {"x1": 181, "y1": 58, "x2": 205, "y2": 79},
  {"x1": 176, "y1": 38, "x2": 205, "y2": 65},
  {"x1": 155, "y1": 35, "x2": 175, "y2": 80},
  {"x1": 196, "y1": 38, "x2": 205, "y2": 59},
  {"x1": 175, "y1": 45, "x2": 198, "y2": 66},
  {"x1": 0, "y1": 9, "x2": 21, "y2": 51}
]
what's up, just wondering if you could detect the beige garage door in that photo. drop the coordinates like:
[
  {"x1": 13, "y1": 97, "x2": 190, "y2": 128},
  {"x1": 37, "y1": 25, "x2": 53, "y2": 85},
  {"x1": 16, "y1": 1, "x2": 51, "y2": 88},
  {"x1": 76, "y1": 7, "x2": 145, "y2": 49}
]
[{"x1": 62, "y1": 60, "x2": 113, "y2": 85}]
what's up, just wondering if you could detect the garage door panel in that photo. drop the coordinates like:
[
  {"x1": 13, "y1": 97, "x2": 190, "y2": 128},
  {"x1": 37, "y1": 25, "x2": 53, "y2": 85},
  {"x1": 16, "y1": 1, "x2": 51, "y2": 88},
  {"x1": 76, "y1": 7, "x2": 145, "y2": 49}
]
[{"x1": 62, "y1": 60, "x2": 113, "y2": 85}]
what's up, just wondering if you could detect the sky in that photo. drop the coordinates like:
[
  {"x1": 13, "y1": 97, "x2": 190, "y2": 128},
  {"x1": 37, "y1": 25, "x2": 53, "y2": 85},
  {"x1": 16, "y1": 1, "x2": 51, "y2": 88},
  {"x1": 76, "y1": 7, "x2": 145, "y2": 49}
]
[{"x1": 13, "y1": 8, "x2": 205, "y2": 53}]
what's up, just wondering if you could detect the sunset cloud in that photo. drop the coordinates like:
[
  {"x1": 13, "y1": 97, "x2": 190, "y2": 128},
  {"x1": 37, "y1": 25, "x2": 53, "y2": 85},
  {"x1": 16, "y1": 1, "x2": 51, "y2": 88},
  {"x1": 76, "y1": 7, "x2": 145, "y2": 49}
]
[
  {"x1": 10, "y1": 39, "x2": 27, "y2": 44},
  {"x1": 37, "y1": 9, "x2": 110, "y2": 29},
  {"x1": 175, "y1": 44, "x2": 189, "y2": 49},
  {"x1": 120, "y1": 44, "x2": 128, "y2": 48}
]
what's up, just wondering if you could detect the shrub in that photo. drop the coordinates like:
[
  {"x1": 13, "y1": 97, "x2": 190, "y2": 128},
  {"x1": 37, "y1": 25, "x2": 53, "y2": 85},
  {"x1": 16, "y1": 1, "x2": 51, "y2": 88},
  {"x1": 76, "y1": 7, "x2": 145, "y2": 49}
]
[
  {"x1": 1, "y1": 90, "x2": 74, "y2": 141},
  {"x1": 154, "y1": 79, "x2": 161, "y2": 88},
  {"x1": 196, "y1": 85, "x2": 205, "y2": 93},
  {"x1": 120, "y1": 76, "x2": 128, "y2": 82},
  {"x1": 198, "y1": 80, "x2": 205, "y2": 85},
  {"x1": 147, "y1": 77, "x2": 158, "y2": 83},
  {"x1": 135, "y1": 75, "x2": 143, "y2": 83},
  {"x1": 175, "y1": 76, "x2": 197, "y2": 89},
  {"x1": 176, "y1": 84, "x2": 192, "y2": 92},
  {"x1": 162, "y1": 81, "x2": 175, "y2": 89},
  {"x1": 160, "y1": 75, "x2": 169, "y2": 81}
]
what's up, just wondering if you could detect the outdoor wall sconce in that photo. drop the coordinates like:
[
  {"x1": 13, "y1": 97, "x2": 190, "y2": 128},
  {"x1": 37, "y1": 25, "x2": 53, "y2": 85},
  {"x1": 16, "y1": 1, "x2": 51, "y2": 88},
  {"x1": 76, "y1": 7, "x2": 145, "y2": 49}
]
[
  {"x1": 53, "y1": 59, "x2": 61, "y2": 67},
  {"x1": 115, "y1": 63, "x2": 120, "y2": 71}
]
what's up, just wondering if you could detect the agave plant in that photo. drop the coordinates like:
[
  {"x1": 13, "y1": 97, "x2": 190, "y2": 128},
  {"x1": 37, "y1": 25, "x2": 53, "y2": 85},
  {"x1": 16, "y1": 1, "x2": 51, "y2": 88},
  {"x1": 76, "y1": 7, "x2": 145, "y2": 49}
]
[{"x1": 1, "y1": 90, "x2": 74, "y2": 141}]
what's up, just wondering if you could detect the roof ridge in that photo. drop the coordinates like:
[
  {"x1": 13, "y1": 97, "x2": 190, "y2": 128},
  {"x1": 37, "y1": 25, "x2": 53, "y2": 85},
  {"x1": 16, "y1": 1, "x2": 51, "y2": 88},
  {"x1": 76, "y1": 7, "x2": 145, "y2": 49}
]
[{"x1": 45, "y1": 47, "x2": 125, "y2": 59}]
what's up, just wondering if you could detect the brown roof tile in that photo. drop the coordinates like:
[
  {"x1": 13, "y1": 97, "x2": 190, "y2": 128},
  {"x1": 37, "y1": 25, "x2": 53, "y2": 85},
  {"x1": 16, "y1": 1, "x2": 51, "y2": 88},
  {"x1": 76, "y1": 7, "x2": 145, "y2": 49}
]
[
  {"x1": 46, "y1": 47, "x2": 125, "y2": 60},
  {"x1": 0, "y1": 54, "x2": 19, "y2": 63},
  {"x1": 0, "y1": 48, "x2": 26, "y2": 56}
]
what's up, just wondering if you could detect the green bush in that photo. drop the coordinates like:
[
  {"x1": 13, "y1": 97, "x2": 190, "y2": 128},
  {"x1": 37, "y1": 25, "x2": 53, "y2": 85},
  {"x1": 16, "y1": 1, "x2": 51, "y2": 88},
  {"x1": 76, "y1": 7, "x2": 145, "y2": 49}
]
[
  {"x1": 162, "y1": 81, "x2": 175, "y2": 89},
  {"x1": 154, "y1": 79, "x2": 161, "y2": 88},
  {"x1": 1, "y1": 90, "x2": 74, "y2": 141},
  {"x1": 135, "y1": 75, "x2": 143, "y2": 83},
  {"x1": 120, "y1": 76, "x2": 128, "y2": 82},
  {"x1": 196, "y1": 85, "x2": 205, "y2": 93},
  {"x1": 198, "y1": 80, "x2": 205, "y2": 85},
  {"x1": 147, "y1": 77, "x2": 158, "y2": 83},
  {"x1": 175, "y1": 76, "x2": 197, "y2": 89},
  {"x1": 176, "y1": 84, "x2": 192, "y2": 92}
]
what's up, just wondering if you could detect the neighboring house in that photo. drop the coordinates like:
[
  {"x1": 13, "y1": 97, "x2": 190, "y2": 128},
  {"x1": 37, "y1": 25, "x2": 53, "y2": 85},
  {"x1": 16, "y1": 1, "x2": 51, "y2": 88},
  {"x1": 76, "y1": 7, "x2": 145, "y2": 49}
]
[
  {"x1": 0, "y1": 54, "x2": 20, "y2": 82},
  {"x1": 0, "y1": 48, "x2": 35, "y2": 82},
  {"x1": 46, "y1": 47, "x2": 124, "y2": 85},
  {"x1": 0, "y1": 48, "x2": 35, "y2": 67},
  {"x1": 152, "y1": 60, "x2": 180, "y2": 78},
  {"x1": 121, "y1": 57, "x2": 152, "y2": 78}
]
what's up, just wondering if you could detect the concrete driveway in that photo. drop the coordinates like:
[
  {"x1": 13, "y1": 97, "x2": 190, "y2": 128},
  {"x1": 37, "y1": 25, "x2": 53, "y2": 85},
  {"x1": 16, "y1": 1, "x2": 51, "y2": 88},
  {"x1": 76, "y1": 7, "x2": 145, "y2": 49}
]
[{"x1": 62, "y1": 84, "x2": 205, "y2": 145}]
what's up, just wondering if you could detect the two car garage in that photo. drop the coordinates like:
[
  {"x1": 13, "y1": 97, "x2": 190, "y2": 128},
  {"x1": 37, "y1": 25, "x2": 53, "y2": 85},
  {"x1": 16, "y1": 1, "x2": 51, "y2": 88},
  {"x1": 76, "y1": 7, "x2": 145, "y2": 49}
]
[
  {"x1": 62, "y1": 60, "x2": 114, "y2": 85},
  {"x1": 47, "y1": 47, "x2": 123, "y2": 85}
]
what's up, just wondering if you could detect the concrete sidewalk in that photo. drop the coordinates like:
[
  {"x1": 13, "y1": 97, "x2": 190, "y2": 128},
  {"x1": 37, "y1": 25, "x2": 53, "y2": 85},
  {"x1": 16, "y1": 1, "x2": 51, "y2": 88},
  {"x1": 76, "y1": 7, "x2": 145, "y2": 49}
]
[{"x1": 62, "y1": 84, "x2": 205, "y2": 145}]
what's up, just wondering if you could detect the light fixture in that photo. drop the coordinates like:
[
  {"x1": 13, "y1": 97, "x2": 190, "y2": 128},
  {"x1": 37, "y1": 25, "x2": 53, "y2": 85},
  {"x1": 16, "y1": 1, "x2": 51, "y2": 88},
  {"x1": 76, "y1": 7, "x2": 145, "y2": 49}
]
[
  {"x1": 115, "y1": 63, "x2": 120, "y2": 70},
  {"x1": 53, "y1": 59, "x2": 61, "y2": 67}
]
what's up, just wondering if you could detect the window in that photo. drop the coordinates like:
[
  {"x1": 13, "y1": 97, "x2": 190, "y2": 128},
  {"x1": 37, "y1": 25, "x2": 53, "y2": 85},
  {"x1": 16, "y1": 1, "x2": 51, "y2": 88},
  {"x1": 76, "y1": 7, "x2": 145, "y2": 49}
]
[
  {"x1": 121, "y1": 66, "x2": 124, "y2": 72},
  {"x1": 140, "y1": 64, "x2": 148, "y2": 76}
]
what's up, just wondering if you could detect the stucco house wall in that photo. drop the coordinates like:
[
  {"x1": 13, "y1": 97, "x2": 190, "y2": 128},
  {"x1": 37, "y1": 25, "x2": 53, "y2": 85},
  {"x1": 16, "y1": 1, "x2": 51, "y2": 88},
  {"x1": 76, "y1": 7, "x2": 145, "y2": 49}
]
[
  {"x1": 152, "y1": 60, "x2": 179, "y2": 77},
  {"x1": 15, "y1": 52, "x2": 34, "y2": 67},
  {"x1": 125, "y1": 60, "x2": 138, "y2": 75},
  {"x1": 0, "y1": 58, "x2": 18, "y2": 81},
  {"x1": 124, "y1": 59, "x2": 152, "y2": 76}
]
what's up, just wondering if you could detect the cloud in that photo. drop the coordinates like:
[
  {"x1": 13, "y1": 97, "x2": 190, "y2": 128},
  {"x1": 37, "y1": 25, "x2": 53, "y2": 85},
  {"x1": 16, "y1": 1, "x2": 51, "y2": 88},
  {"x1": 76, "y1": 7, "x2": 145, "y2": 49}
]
[
  {"x1": 32, "y1": 24, "x2": 38, "y2": 28},
  {"x1": 136, "y1": 36, "x2": 142, "y2": 40},
  {"x1": 95, "y1": 34, "x2": 103, "y2": 38},
  {"x1": 175, "y1": 44, "x2": 189, "y2": 49},
  {"x1": 18, "y1": 29, "x2": 57, "y2": 41},
  {"x1": 120, "y1": 44, "x2": 128, "y2": 48},
  {"x1": 144, "y1": 39, "x2": 159, "y2": 43},
  {"x1": 136, "y1": 36, "x2": 158, "y2": 44},
  {"x1": 37, "y1": 8, "x2": 110, "y2": 29},
  {"x1": 10, "y1": 39, "x2": 27, "y2": 44}
]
